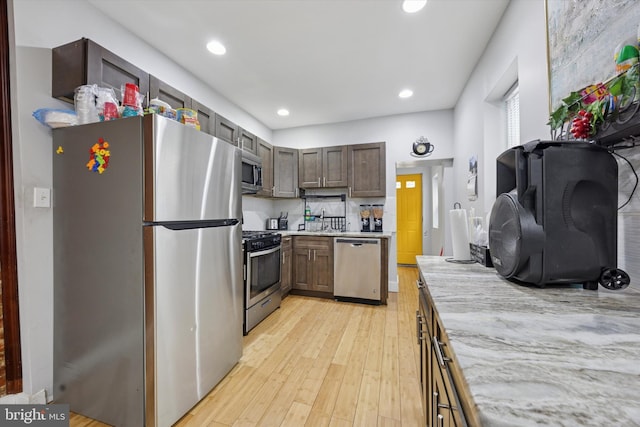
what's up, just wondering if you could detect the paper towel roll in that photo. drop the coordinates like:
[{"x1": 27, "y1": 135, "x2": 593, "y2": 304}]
[{"x1": 449, "y1": 208, "x2": 471, "y2": 260}]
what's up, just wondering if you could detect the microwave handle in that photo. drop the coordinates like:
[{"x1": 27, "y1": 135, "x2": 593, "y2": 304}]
[{"x1": 255, "y1": 166, "x2": 262, "y2": 187}]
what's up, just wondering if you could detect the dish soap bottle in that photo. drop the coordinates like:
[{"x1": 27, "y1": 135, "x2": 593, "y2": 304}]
[{"x1": 305, "y1": 206, "x2": 311, "y2": 222}]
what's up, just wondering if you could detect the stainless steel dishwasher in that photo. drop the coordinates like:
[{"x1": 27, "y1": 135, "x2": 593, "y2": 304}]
[{"x1": 334, "y1": 238, "x2": 381, "y2": 303}]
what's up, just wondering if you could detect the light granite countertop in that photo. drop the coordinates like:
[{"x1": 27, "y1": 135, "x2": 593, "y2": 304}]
[
  {"x1": 416, "y1": 256, "x2": 640, "y2": 427},
  {"x1": 278, "y1": 231, "x2": 391, "y2": 238}
]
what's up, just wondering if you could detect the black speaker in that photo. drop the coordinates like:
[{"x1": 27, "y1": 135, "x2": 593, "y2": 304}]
[{"x1": 489, "y1": 140, "x2": 630, "y2": 290}]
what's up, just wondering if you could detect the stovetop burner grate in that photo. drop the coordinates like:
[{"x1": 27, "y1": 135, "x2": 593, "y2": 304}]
[{"x1": 242, "y1": 230, "x2": 278, "y2": 239}]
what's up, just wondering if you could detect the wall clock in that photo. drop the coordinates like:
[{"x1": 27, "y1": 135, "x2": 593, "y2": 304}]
[{"x1": 411, "y1": 136, "x2": 434, "y2": 157}]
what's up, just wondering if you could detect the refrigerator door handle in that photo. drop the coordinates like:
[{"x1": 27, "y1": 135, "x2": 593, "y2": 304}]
[{"x1": 148, "y1": 218, "x2": 240, "y2": 230}]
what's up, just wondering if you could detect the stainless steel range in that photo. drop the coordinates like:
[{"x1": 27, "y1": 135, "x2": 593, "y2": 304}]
[{"x1": 242, "y1": 231, "x2": 282, "y2": 335}]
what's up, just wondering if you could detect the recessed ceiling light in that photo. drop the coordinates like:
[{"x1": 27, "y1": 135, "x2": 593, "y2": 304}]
[
  {"x1": 206, "y1": 40, "x2": 226, "y2": 55},
  {"x1": 277, "y1": 108, "x2": 290, "y2": 116},
  {"x1": 402, "y1": 0, "x2": 427, "y2": 13},
  {"x1": 399, "y1": 89, "x2": 413, "y2": 98}
]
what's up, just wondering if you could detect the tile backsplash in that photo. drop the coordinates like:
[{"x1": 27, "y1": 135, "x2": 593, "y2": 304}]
[{"x1": 242, "y1": 189, "x2": 386, "y2": 233}]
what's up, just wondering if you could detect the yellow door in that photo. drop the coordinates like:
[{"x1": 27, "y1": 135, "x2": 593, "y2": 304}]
[{"x1": 397, "y1": 174, "x2": 422, "y2": 265}]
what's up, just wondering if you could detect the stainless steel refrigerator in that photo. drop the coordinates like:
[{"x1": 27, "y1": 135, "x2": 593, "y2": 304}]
[{"x1": 52, "y1": 115, "x2": 243, "y2": 427}]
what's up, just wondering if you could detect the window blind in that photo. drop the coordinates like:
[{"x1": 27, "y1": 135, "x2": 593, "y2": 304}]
[{"x1": 505, "y1": 84, "x2": 520, "y2": 148}]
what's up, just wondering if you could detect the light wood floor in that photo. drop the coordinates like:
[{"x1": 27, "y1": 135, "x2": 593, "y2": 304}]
[{"x1": 70, "y1": 266, "x2": 423, "y2": 426}]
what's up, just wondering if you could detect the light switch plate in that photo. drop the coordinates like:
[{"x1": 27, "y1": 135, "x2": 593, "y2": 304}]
[{"x1": 33, "y1": 187, "x2": 51, "y2": 208}]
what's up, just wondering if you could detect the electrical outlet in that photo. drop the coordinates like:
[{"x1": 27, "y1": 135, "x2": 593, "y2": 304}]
[{"x1": 33, "y1": 187, "x2": 51, "y2": 208}]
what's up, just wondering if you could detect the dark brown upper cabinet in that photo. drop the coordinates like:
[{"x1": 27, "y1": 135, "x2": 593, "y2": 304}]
[
  {"x1": 298, "y1": 146, "x2": 348, "y2": 189},
  {"x1": 239, "y1": 128, "x2": 258, "y2": 155},
  {"x1": 273, "y1": 147, "x2": 299, "y2": 198},
  {"x1": 348, "y1": 142, "x2": 386, "y2": 197},
  {"x1": 191, "y1": 99, "x2": 215, "y2": 136},
  {"x1": 322, "y1": 145, "x2": 348, "y2": 188},
  {"x1": 52, "y1": 38, "x2": 149, "y2": 105},
  {"x1": 298, "y1": 148, "x2": 322, "y2": 188},
  {"x1": 256, "y1": 139, "x2": 274, "y2": 197},
  {"x1": 214, "y1": 114, "x2": 240, "y2": 147},
  {"x1": 149, "y1": 75, "x2": 191, "y2": 110}
]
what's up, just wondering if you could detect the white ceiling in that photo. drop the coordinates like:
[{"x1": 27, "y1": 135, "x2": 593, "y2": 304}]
[{"x1": 87, "y1": 0, "x2": 509, "y2": 130}]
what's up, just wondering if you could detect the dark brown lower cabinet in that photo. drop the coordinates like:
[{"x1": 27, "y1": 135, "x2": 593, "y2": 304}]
[
  {"x1": 292, "y1": 236, "x2": 333, "y2": 295},
  {"x1": 418, "y1": 285, "x2": 431, "y2": 424},
  {"x1": 280, "y1": 237, "x2": 292, "y2": 296},
  {"x1": 417, "y1": 273, "x2": 477, "y2": 427}
]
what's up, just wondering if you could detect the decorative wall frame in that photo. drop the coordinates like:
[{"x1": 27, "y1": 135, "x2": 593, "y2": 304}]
[
  {"x1": 546, "y1": 0, "x2": 640, "y2": 112},
  {"x1": 467, "y1": 155, "x2": 477, "y2": 201}
]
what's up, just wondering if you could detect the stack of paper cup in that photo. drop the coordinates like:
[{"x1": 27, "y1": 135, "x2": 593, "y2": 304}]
[
  {"x1": 74, "y1": 85, "x2": 99, "y2": 124},
  {"x1": 449, "y1": 203, "x2": 471, "y2": 260}
]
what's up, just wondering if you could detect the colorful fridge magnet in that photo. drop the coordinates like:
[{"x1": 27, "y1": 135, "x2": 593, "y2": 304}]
[
  {"x1": 86, "y1": 138, "x2": 111, "y2": 174},
  {"x1": 56, "y1": 146, "x2": 64, "y2": 154}
]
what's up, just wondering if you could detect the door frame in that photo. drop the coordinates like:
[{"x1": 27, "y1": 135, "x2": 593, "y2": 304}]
[
  {"x1": 396, "y1": 158, "x2": 454, "y2": 258},
  {"x1": 396, "y1": 173, "x2": 423, "y2": 265},
  {"x1": 0, "y1": 0, "x2": 23, "y2": 394}
]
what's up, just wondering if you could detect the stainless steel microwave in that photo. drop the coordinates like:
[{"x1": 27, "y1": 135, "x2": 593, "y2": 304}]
[{"x1": 241, "y1": 151, "x2": 262, "y2": 194}]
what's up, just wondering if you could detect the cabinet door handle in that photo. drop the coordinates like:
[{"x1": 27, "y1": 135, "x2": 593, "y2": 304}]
[
  {"x1": 314, "y1": 250, "x2": 316, "y2": 261},
  {"x1": 438, "y1": 414, "x2": 445, "y2": 427},
  {"x1": 349, "y1": 187, "x2": 352, "y2": 198},
  {"x1": 308, "y1": 250, "x2": 311, "y2": 261},
  {"x1": 432, "y1": 336, "x2": 450, "y2": 367},
  {"x1": 416, "y1": 311, "x2": 426, "y2": 344},
  {"x1": 323, "y1": 177, "x2": 326, "y2": 187},
  {"x1": 432, "y1": 391, "x2": 438, "y2": 427},
  {"x1": 317, "y1": 177, "x2": 321, "y2": 186},
  {"x1": 272, "y1": 185, "x2": 275, "y2": 196}
]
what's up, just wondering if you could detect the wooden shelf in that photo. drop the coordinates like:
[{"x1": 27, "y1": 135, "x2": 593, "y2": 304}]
[{"x1": 595, "y1": 101, "x2": 640, "y2": 146}]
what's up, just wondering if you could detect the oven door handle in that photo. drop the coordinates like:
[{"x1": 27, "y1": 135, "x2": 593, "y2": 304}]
[{"x1": 248, "y1": 245, "x2": 281, "y2": 258}]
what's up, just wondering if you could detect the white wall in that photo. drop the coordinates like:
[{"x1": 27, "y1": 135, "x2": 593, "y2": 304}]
[
  {"x1": 453, "y1": 0, "x2": 550, "y2": 219},
  {"x1": 11, "y1": 0, "x2": 271, "y2": 398}
]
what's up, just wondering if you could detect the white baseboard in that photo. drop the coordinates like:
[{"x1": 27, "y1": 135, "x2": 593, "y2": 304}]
[
  {"x1": 0, "y1": 389, "x2": 47, "y2": 404},
  {"x1": 388, "y1": 276, "x2": 399, "y2": 292}
]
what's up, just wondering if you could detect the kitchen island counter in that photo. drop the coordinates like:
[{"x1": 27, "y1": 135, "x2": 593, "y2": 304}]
[{"x1": 417, "y1": 255, "x2": 640, "y2": 427}]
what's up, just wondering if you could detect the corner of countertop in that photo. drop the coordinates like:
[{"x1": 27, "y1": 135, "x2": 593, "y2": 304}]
[{"x1": 278, "y1": 230, "x2": 392, "y2": 238}]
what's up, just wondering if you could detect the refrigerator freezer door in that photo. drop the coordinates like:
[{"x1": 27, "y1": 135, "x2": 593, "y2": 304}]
[
  {"x1": 148, "y1": 223, "x2": 243, "y2": 427},
  {"x1": 53, "y1": 117, "x2": 145, "y2": 427},
  {"x1": 146, "y1": 115, "x2": 242, "y2": 222}
]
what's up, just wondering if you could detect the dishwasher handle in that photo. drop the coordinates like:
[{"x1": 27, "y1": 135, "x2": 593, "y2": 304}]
[{"x1": 335, "y1": 238, "x2": 380, "y2": 246}]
